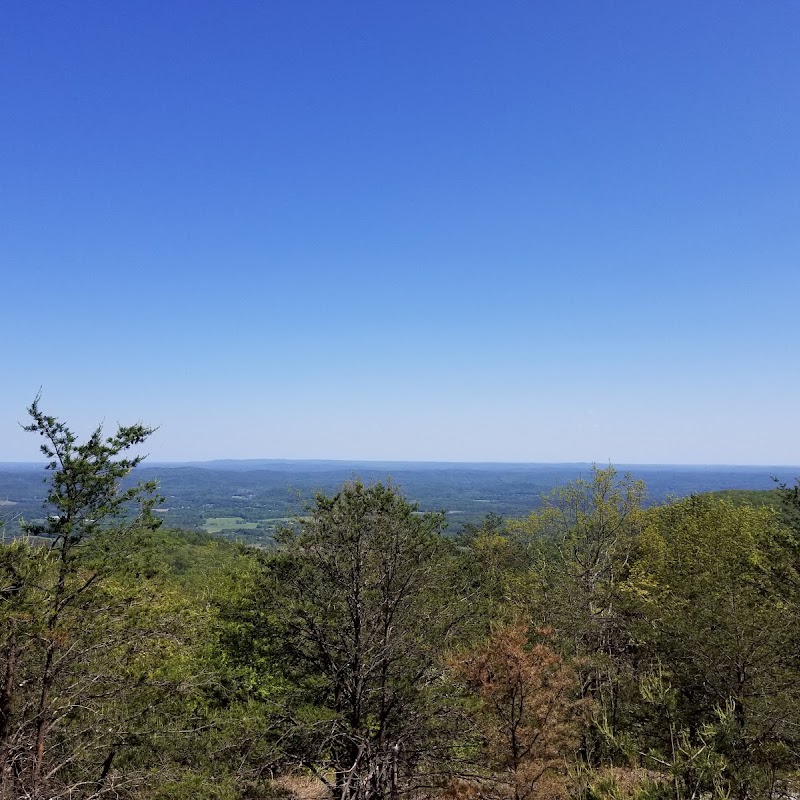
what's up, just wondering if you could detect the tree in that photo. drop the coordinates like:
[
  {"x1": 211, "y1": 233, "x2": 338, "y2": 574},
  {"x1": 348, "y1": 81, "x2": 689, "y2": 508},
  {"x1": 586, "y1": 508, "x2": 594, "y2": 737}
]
[
  {"x1": 257, "y1": 479, "x2": 466, "y2": 800},
  {"x1": 451, "y1": 625, "x2": 587, "y2": 800},
  {"x1": 455, "y1": 514, "x2": 540, "y2": 633},
  {"x1": 633, "y1": 496, "x2": 800, "y2": 799},
  {"x1": 0, "y1": 398, "x2": 162, "y2": 799},
  {"x1": 510, "y1": 466, "x2": 645, "y2": 760}
]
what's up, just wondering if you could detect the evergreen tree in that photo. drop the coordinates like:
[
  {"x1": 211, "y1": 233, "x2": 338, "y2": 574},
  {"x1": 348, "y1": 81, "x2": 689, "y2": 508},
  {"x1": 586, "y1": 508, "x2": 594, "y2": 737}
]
[
  {"x1": 0, "y1": 399, "x2": 165, "y2": 799},
  {"x1": 255, "y1": 480, "x2": 467, "y2": 800}
]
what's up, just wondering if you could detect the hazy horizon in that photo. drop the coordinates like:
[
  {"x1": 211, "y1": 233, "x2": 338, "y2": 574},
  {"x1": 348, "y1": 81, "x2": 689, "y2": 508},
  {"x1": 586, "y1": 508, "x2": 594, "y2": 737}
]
[{"x1": 3, "y1": 457, "x2": 799, "y2": 471}]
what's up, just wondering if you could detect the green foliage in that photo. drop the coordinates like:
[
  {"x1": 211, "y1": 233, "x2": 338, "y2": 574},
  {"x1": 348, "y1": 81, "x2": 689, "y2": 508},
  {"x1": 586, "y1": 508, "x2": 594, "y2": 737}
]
[
  {"x1": 4, "y1": 398, "x2": 800, "y2": 799},
  {"x1": 0, "y1": 401, "x2": 192, "y2": 799},
  {"x1": 703, "y1": 488, "x2": 783, "y2": 510},
  {"x1": 629, "y1": 496, "x2": 800, "y2": 798},
  {"x1": 505, "y1": 467, "x2": 646, "y2": 766},
  {"x1": 23, "y1": 394, "x2": 161, "y2": 550},
  {"x1": 249, "y1": 480, "x2": 469, "y2": 800},
  {"x1": 451, "y1": 513, "x2": 543, "y2": 638}
]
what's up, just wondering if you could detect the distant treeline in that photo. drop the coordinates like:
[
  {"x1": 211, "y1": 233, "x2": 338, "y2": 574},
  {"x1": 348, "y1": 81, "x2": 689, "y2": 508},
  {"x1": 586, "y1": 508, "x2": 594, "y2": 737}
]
[{"x1": 2, "y1": 459, "x2": 796, "y2": 542}]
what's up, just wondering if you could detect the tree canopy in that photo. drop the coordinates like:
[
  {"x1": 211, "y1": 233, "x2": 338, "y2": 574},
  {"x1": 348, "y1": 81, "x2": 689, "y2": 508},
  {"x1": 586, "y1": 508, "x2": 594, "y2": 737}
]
[{"x1": 2, "y1": 405, "x2": 799, "y2": 799}]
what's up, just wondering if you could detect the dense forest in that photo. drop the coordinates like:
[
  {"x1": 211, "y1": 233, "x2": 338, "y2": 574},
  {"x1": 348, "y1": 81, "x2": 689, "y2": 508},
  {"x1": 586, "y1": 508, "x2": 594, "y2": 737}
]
[{"x1": 2, "y1": 404, "x2": 799, "y2": 799}]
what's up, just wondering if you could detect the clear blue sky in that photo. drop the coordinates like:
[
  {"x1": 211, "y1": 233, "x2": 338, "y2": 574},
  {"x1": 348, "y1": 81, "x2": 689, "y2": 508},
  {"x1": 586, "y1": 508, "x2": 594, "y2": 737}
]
[{"x1": 2, "y1": 1, "x2": 799, "y2": 464}]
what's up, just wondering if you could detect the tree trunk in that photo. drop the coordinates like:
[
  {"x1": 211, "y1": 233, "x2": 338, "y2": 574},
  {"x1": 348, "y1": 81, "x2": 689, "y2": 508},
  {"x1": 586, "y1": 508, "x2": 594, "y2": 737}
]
[{"x1": 0, "y1": 642, "x2": 17, "y2": 793}]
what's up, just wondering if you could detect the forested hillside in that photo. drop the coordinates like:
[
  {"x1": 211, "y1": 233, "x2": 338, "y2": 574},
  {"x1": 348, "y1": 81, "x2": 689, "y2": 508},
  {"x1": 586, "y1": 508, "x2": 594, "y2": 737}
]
[{"x1": 2, "y1": 405, "x2": 799, "y2": 799}]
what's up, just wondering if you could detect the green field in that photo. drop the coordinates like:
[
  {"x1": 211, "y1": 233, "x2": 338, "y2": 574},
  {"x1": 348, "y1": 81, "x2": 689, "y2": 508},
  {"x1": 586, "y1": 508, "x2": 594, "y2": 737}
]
[{"x1": 203, "y1": 517, "x2": 260, "y2": 533}]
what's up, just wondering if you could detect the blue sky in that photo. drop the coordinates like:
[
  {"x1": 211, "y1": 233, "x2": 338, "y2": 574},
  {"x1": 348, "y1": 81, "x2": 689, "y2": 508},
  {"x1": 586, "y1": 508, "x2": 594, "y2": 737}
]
[{"x1": 2, "y1": 1, "x2": 799, "y2": 463}]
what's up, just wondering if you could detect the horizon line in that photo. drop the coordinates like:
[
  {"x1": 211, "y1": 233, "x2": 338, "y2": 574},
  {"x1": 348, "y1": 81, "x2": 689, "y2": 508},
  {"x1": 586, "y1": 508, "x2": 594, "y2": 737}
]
[{"x1": 2, "y1": 458, "x2": 800, "y2": 470}]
